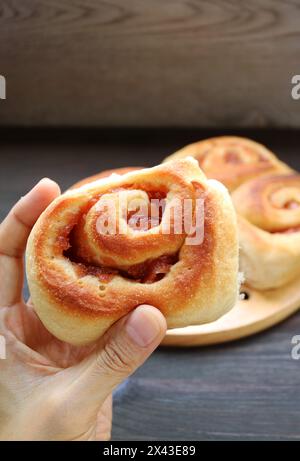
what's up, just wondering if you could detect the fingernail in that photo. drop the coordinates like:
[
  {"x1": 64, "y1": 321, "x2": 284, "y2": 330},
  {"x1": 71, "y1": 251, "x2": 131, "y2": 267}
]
[
  {"x1": 24, "y1": 178, "x2": 53, "y2": 197},
  {"x1": 126, "y1": 306, "x2": 162, "y2": 347}
]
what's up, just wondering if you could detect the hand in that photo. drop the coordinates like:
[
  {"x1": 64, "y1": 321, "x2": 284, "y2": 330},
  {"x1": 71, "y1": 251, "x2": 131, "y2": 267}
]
[{"x1": 0, "y1": 179, "x2": 167, "y2": 441}]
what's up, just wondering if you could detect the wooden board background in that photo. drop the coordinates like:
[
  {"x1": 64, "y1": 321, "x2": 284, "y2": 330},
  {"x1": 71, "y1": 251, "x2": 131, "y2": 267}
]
[{"x1": 0, "y1": 0, "x2": 300, "y2": 127}]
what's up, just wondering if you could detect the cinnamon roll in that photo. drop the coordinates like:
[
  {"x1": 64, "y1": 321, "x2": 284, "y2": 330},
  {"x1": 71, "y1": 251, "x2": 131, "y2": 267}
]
[
  {"x1": 164, "y1": 136, "x2": 292, "y2": 191},
  {"x1": 232, "y1": 174, "x2": 300, "y2": 290},
  {"x1": 26, "y1": 158, "x2": 239, "y2": 345}
]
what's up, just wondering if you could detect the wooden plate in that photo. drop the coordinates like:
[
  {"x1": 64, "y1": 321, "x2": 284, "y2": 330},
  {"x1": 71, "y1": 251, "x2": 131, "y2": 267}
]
[{"x1": 162, "y1": 279, "x2": 300, "y2": 347}]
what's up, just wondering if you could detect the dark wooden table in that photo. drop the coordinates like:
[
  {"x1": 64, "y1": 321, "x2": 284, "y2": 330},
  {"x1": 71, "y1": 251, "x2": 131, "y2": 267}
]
[{"x1": 1, "y1": 128, "x2": 300, "y2": 441}]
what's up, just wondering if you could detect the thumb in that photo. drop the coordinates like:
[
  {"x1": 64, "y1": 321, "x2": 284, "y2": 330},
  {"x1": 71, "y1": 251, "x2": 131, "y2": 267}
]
[
  {"x1": 64, "y1": 305, "x2": 167, "y2": 409},
  {"x1": 96, "y1": 304, "x2": 167, "y2": 390}
]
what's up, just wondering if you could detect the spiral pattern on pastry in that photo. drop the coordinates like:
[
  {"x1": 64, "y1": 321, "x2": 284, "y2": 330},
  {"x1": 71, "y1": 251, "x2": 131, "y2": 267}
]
[
  {"x1": 232, "y1": 174, "x2": 300, "y2": 290},
  {"x1": 26, "y1": 158, "x2": 239, "y2": 345},
  {"x1": 164, "y1": 136, "x2": 292, "y2": 191}
]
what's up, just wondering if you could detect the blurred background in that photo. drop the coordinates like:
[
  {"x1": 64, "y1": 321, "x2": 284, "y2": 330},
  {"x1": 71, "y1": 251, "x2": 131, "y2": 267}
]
[
  {"x1": 0, "y1": 0, "x2": 300, "y2": 440},
  {"x1": 0, "y1": 0, "x2": 299, "y2": 127}
]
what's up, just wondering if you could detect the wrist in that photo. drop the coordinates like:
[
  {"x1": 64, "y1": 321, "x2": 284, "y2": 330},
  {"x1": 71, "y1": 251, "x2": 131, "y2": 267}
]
[{"x1": 0, "y1": 397, "x2": 62, "y2": 441}]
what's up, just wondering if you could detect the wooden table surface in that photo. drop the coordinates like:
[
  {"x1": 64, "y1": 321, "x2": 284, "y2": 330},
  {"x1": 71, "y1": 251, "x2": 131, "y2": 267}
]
[{"x1": 1, "y1": 128, "x2": 300, "y2": 441}]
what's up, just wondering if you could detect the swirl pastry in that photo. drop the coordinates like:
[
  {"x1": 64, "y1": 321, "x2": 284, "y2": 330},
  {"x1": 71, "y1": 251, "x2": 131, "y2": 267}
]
[
  {"x1": 164, "y1": 136, "x2": 292, "y2": 191},
  {"x1": 232, "y1": 174, "x2": 300, "y2": 290},
  {"x1": 26, "y1": 158, "x2": 239, "y2": 345}
]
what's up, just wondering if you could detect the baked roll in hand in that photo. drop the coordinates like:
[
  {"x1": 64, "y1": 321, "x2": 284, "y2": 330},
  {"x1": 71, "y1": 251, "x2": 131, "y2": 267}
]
[
  {"x1": 26, "y1": 158, "x2": 239, "y2": 345},
  {"x1": 164, "y1": 136, "x2": 292, "y2": 191},
  {"x1": 232, "y1": 174, "x2": 300, "y2": 290}
]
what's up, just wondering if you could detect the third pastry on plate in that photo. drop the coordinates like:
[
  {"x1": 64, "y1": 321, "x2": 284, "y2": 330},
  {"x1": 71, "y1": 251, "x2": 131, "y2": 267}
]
[
  {"x1": 164, "y1": 136, "x2": 292, "y2": 191},
  {"x1": 232, "y1": 173, "x2": 300, "y2": 290}
]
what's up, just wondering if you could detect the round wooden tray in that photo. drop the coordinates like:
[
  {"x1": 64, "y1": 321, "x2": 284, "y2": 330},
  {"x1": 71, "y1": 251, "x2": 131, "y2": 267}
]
[{"x1": 162, "y1": 279, "x2": 300, "y2": 347}]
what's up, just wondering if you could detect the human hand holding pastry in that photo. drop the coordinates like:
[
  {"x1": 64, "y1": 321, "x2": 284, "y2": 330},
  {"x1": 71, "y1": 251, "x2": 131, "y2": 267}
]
[
  {"x1": 0, "y1": 159, "x2": 240, "y2": 440},
  {"x1": 0, "y1": 137, "x2": 298, "y2": 440},
  {"x1": 0, "y1": 179, "x2": 166, "y2": 441}
]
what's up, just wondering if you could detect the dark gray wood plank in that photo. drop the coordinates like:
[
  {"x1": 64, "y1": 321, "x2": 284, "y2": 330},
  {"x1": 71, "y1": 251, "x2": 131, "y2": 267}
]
[
  {"x1": 0, "y1": 1, "x2": 300, "y2": 127},
  {"x1": 0, "y1": 128, "x2": 300, "y2": 440},
  {"x1": 0, "y1": 128, "x2": 299, "y2": 219},
  {"x1": 113, "y1": 312, "x2": 300, "y2": 440}
]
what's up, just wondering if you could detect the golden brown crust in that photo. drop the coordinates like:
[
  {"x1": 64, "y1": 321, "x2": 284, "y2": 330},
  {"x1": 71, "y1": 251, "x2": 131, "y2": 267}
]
[
  {"x1": 232, "y1": 174, "x2": 300, "y2": 290},
  {"x1": 164, "y1": 136, "x2": 292, "y2": 191},
  {"x1": 70, "y1": 167, "x2": 142, "y2": 189},
  {"x1": 26, "y1": 158, "x2": 239, "y2": 345}
]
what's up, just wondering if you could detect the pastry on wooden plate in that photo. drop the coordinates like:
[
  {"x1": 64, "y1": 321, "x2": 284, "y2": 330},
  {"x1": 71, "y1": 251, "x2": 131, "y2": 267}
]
[
  {"x1": 164, "y1": 136, "x2": 292, "y2": 191},
  {"x1": 232, "y1": 173, "x2": 300, "y2": 290}
]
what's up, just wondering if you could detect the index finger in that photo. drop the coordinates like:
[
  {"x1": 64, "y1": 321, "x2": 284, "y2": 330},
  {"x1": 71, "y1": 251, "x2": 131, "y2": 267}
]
[{"x1": 0, "y1": 178, "x2": 60, "y2": 307}]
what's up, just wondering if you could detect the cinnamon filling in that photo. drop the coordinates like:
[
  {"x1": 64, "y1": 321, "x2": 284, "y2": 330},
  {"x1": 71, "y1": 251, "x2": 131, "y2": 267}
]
[
  {"x1": 120, "y1": 254, "x2": 178, "y2": 283},
  {"x1": 126, "y1": 190, "x2": 166, "y2": 231},
  {"x1": 65, "y1": 245, "x2": 178, "y2": 285},
  {"x1": 284, "y1": 200, "x2": 300, "y2": 210},
  {"x1": 224, "y1": 151, "x2": 242, "y2": 164},
  {"x1": 270, "y1": 226, "x2": 300, "y2": 234},
  {"x1": 75, "y1": 263, "x2": 118, "y2": 283},
  {"x1": 61, "y1": 186, "x2": 177, "y2": 284}
]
